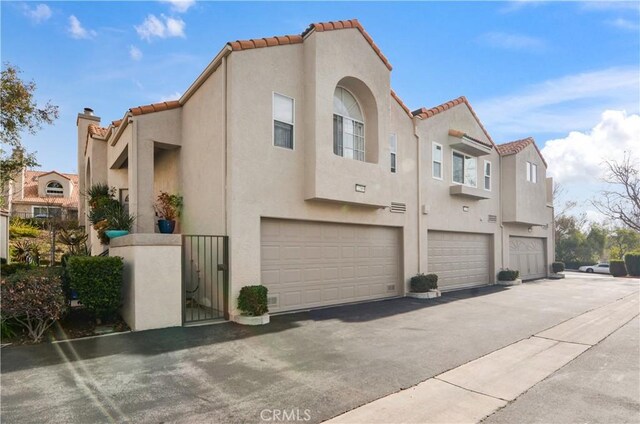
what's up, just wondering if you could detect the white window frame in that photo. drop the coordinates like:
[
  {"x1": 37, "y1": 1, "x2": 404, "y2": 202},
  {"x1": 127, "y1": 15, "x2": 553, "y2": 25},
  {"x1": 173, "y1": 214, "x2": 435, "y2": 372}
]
[
  {"x1": 451, "y1": 149, "x2": 477, "y2": 188},
  {"x1": 32, "y1": 206, "x2": 62, "y2": 217},
  {"x1": 45, "y1": 181, "x2": 64, "y2": 196},
  {"x1": 483, "y1": 160, "x2": 492, "y2": 191},
  {"x1": 333, "y1": 86, "x2": 366, "y2": 162},
  {"x1": 272, "y1": 92, "x2": 295, "y2": 150},
  {"x1": 526, "y1": 161, "x2": 538, "y2": 183},
  {"x1": 432, "y1": 142, "x2": 443, "y2": 180},
  {"x1": 389, "y1": 133, "x2": 397, "y2": 173}
]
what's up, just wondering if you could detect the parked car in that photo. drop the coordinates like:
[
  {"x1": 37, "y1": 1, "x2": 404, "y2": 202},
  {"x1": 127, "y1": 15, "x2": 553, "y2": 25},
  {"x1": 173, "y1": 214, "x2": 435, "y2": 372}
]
[{"x1": 578, "y1": 263, "x2": 610, "y2": 274}]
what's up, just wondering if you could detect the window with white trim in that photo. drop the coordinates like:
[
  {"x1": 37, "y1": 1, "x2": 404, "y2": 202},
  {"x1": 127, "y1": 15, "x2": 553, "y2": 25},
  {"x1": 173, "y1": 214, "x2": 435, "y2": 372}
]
[
  {"x1": 45, "y1": 181, "x2": 64, "y2": 196},
  {"x1": 273, "y1": 93, "x2": 294, "y2": 149},
  {"x1": 526, "y1": 161, "x2": 538, "y2": 183},
  {"x1": 452, "y1": 151, "x2": 477, "y2": 187},
  {"x1": 389, "y1": 134, "x2": 397, "y2": 173},
  {"x1": 33, "y1": 206, "x2": 62, "y2": 218},
  {"x1": 484, "y1": 161, "x2": 491, "y2": 191},
  {"x1": 333, "y1": 87, "x2": 365, "y2": 161},
  {"x1": 432, "y1": 142, "x2": 443, "y2": 179}
]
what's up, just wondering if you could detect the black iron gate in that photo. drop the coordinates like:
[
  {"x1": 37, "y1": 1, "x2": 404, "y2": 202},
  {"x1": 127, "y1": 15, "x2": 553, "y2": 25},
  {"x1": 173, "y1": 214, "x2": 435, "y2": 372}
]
[{"x1": 182, "y1": 235, "x2": 229, "y2": 323}]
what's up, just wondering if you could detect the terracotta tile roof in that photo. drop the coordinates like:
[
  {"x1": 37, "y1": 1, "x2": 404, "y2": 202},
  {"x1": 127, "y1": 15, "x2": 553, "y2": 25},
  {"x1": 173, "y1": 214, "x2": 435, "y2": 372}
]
[
  {"x1": 88, "y1": 124, "x2": 108, "y2": 138},
  {"x1": 129, "y1": 100, "x2": 181, "y2": 116},
  {"x1": 112, "y1": 119, "x2": 123, "y2": 127},
  {"x1": 390, "y1": 90, "x2": 412, "y2": 118},
  {"x1": 227, "y1": 19, "x2": 392, "y2": 71},
  {"x1": 497, "y1": 137, "x2": 547, "y2": 167},
  {"x1": 448, "y1": 129, "x2": 492, "y2": 148},
  {"x1": 413, "y1": 96, "x2": 495, "y2": 147},
  {"x1": 13, "y1": 170, "x2": 79, "y2": 208}
]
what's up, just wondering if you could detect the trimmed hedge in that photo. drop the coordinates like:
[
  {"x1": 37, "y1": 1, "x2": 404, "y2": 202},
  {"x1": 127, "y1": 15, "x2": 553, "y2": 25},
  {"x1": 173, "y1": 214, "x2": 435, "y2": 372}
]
[
  {"x1": 551, "y1": 262, "x2": 565, "y2": 273},
  {"x1": 66, "y1": 256, "x2": 123, "y2": 319},
  {"x1": 498, "y1": 269, "x2": 520, "y2": 281},
  {"x1": 410, "y1": 273, "x2": 438, "y2": 293},
  {"x1": 1, "y1": 262, "x2": 34, "y2": 277},
  {"x1": 237, "y1": 285, "x2": 269, "y2": 316},
  {"x1": 609, "y1": 260, "x2": 627, "y2": 277},
  {"x1": 1, "y1": 267, "x2": 67, "y2": 342},
  {"x1": 624, "y1": 252, "x2": 640, "y2": 277}
]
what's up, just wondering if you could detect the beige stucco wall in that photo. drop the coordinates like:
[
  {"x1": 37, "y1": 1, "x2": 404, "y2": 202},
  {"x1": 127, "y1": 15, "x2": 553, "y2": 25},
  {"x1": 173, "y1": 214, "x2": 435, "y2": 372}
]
[
  {"x1": 416, "y1": 103, "x2": 502, "y2": 277},
  {"x1": 110, "y1": 234, "x2": 182, "y2": 331},
  {"x1": 0, "y1": 211, "x2": 8, "y2": 261},
  {"x1": 37, "y1": 173, "x2": 72, "y2": 198}
]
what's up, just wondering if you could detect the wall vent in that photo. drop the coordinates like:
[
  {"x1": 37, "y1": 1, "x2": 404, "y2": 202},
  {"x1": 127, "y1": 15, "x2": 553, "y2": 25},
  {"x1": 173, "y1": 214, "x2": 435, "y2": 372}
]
[
  {"x1": 488, "y1": 215, "x2": 497, "y2": 223},
  {"x1": 267, "y1": 295, "x2": 279, "y2": 307},
  {"x1": 390, "y1": 202, "x2": 407, "y2": 213},
  {"x1": 387, "y1": 284, "x2": 396, "y2": 292}
]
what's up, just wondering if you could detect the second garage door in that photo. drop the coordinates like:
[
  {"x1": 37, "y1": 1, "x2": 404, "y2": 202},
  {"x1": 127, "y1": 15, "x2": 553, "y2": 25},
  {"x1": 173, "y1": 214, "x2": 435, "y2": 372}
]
[
  {"x1": 261, "y1": 219, "x2": 401, "y2": 313},
  {"x1": 427, "y1": 231, "x2": 492, "y2": 290},
  {"x1": 509, "y1": 237, "x2": 546, "y2": 280}
]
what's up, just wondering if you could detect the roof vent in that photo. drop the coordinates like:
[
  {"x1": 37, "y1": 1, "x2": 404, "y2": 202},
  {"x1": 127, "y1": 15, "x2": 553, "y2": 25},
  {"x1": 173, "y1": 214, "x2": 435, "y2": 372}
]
[
  {"x1": 390, "y1": 202, "x2": 407, "y2": 213},
  {"x1": 488, "y1": 214, "x2": 497, "y2": 223},
  {"x1": 84, "y1": 108, "x2": 94, "y2": 116}
]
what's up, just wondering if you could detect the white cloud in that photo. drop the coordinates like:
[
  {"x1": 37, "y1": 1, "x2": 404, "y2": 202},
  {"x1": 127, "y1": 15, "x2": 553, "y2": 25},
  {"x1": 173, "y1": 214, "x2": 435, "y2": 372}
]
[
  {"x1": 135, "y1": 14, "x2": 185, "y2": 41},
  {"x1": 159, "y1": 92, "x2": 182, "y2": 102},
  {"x1": 23, "y1": 4, "x2": 52, "y2": 23},
  {"x1": 478, "y1": 32, "x2": 545, "y2": 51},
  {"x1": 68, "y1": 15, "x2": 96, "y2": 39},
  {"x1": 541, "y1": 110, "x2": 640, "y2": 185},
  {"x1": 161, "y1": 0, "x2": 195, "y2": 13},
  {"x1": 606, "y1": 17, "x2": 640, "y2": 31},
  {"x1": 499, "y1": 0, "x2": 544, "y2": 14},
  {"x1": 129, "y1": 45, "x2": 143, "y2": 61},
  {"x1": 475, "y1": 67, "x2": 640, "y2": 138}
]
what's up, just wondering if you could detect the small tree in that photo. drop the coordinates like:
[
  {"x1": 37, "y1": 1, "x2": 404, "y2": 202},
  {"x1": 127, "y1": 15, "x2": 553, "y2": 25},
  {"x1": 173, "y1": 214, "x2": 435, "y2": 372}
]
[{"x1": 592, "y1": 154, "x2": 640, "y2": 232}]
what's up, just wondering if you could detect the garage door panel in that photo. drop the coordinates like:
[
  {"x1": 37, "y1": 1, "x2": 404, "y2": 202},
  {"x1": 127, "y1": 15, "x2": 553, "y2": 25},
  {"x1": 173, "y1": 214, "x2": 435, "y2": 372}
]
[
  {"x1": 428, "y1": 231, "x2": 491, "y2": 290},
  {"x1": 261, "y1": 219, "x2": 401, "y2": 312},
  {"x1": 510, "y1": 237, "x2": 546, "y2": 280}
]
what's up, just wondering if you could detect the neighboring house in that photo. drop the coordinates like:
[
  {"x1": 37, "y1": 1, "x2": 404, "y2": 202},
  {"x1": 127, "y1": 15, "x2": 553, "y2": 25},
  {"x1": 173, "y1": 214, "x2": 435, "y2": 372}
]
[
  {"x1": 77, "y1": 19, "x2": 554, "y2": 330},
  {"x1": 4, "y1": 169, "x2": 79, "y2": 221}
]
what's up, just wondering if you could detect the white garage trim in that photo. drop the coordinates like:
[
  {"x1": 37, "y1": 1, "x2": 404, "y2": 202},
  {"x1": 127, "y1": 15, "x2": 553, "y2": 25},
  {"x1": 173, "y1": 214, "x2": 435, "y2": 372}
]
[
  {"x1": 261, "y1": 218, "x2": 402, "y2": 313},
  {"x1": 509, "y1": 236, "x2": 547, "y2": 280},
  {"x1": 427, "y1": 231, "x2": 492, "y2": 291}
]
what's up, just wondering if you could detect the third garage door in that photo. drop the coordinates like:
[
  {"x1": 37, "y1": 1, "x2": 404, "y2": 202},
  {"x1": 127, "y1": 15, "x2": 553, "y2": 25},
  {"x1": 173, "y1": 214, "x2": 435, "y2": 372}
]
[
  {"x1": 261, "y1": 219, "x2": 401, "y2": 313},
  {"x1": 427, "y1": 231, "x2": 492, "y2": 290},
  {"x1": 509, "y1": 237, "x2": 546, "y2": 280}
]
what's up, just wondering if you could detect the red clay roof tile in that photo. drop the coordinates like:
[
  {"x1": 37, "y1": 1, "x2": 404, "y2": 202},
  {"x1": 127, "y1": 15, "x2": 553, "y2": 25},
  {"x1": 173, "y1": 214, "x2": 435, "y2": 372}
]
[
  {"x1": 88, "y1": 124, "x2": 108, "y2": 138},
  {"x1": 390, "y1": 90, "x2": 413, "y2": 119},
  {"x1": 14, "y1": 170, "x2": 79, "y2": 208},
  {"x1": 129, "y1": 100, "x2": 181, "y2": 116},
  {"x1": 497, "y1": 137, "x2": 548, "y2": 167}
]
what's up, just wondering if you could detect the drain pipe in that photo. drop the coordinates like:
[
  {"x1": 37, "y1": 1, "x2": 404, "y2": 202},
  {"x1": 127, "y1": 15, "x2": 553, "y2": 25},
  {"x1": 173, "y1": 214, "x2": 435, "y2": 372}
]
[{"x1": 415, "y1": 116, "x2": 423, "y2": 274}]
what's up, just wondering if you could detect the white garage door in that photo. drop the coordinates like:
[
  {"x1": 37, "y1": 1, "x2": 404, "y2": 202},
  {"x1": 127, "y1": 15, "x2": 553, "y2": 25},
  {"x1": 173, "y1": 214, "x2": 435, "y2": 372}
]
[
  {"x1": 261, "y1": 219, "x2": 401, "y2": 313},
  {"x1": 427, "y1": 231, "x2": 492, "y2": 290},
  {"x1": 509, "y1": 237, "x2": 546, "y2": 280}
]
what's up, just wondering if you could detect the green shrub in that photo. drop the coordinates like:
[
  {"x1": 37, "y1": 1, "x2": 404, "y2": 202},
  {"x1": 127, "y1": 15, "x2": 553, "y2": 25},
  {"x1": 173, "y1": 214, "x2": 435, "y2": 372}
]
[
  {"x1": 10, "y1": 239, "x2": 40, "y2": 264},
  {"x1": 410, "y1": 273, "x2": 438, "y2": 292},
  {"x1": 623, "y1": 252, "x2": 640, "y2": 277},
  {"x1": 498, "y1": 269, "x2": 519, "y2": 281},
  {"x1": 9, "y1": 223, "x2": 39, "y2": 238},
  {"x1": 551, "y1": 262, "x2": 565, "y2": 273},
  {"x1": 1, "y1": 262, "x2": 34, "y2": 277},
  {"x1": 0, "y1": 268, "x2": 67, "y2": 342},
  {"x1": 0, "y1": 257, "x2": 6, "y2": 265},
  {"x1": 66, "y1": 256, "x2": 123, "y2": 319},
  {"x1": 237, "y1": 285, "x2": 268, "y2": 316},
  {"x1": 609, "y1": 260, "x2": 627, "y2": 277}
]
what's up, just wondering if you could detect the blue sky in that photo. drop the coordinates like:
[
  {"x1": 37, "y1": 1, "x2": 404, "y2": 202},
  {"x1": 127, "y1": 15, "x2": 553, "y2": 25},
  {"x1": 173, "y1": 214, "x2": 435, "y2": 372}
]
[{"x1": 2, "y1": 1, "x2": 639, "y2": 221}]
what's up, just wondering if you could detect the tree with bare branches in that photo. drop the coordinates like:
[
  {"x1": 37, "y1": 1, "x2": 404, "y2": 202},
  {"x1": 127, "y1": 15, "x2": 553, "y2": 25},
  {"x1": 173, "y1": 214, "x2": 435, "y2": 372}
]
[{"x1": 592, "y1": 154, "x2": 640, "y2": 232}]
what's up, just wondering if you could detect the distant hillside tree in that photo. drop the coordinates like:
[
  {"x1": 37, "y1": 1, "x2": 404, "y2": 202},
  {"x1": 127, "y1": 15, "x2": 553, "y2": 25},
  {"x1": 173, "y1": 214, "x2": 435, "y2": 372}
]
[
  {"x1": 1, "y1": 63, "x2": 59, "y2": 190},
  {"x1": 593, "y1": 154, "x2": 640, "y2": 232}
]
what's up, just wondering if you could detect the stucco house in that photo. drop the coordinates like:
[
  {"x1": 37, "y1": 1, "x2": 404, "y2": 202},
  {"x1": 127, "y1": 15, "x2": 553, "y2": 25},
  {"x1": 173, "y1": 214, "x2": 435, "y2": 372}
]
[
  {"x1": 77, "y1": 19, "x2": 554, "y2": 330},
  {"x1": 4, "y1": 169, "x2": 79, "y2": 221}
]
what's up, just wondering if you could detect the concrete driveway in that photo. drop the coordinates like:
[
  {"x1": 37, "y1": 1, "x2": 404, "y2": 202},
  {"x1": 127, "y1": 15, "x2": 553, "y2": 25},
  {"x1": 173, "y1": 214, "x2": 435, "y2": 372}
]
[{"x1": 1, "y1": 273, "x2": 638, "y2": 423}]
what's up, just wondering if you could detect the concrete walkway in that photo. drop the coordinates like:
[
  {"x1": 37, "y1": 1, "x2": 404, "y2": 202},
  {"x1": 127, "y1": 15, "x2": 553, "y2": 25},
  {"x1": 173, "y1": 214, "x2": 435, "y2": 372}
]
[{"x1": 325, "y1": 293, "x2": 639, "y2": 423}]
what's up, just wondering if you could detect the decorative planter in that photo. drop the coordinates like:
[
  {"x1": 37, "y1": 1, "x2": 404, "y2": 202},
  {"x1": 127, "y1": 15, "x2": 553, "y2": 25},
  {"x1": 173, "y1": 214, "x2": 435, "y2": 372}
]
[
  {"x1": 497, "y1": 278, "x2": 522, "y2": 286},
  {"x1": 548, "y1": 273, "x2": 565, "y2": 279},
  {"x1": 105, "y1": 230, "x2": 129, "y2": 239},
  {"x1": 407, "y1": 289, "x2": 441, "y2": 299},
  {"x1": 158, "y1": 219, "x2": 176, "y2": 234},
  {"x1": 233, "y1": 313, "x2": 270, "y2": 326}
]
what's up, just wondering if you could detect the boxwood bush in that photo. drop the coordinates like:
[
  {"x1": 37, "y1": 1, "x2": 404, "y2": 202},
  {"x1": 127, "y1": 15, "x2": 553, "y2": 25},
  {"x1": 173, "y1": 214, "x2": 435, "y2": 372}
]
[
  {"x1": 498, "y1": 269, "x2": 520, "y2": 281},
  {"x1": 237, "y1": 285, "x2": 269, "y2": 316},
  {"x1": 623, "y1": 252, "x2": 640, "y2": 277},
  {"x1": 609, "y1": 260, "x2": 627, "y2": 277},
  {"x1": 1, "y1": 268, "x2": 67, "y2": 342},
  {"x1": 410, "y1": 273, "x2": 438, "y2": 292},
  {"x1": 551, "y1": 262, "x2": 565, "y2": 273},
  {"x1": 1, "y1": 262, "x2": 34, "y2": 276},
  {"x1": 66, "y1": 256, "x2": 123, "y2": 320}
]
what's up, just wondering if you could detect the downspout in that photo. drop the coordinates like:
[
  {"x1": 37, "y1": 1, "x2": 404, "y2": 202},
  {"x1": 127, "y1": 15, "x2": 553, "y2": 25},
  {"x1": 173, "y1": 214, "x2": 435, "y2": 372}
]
[
  {"x1": 499, "y1": 151, "x2": 505, "y2": 272},
  {"x1": 415, "y1": 117, "x2": 422, "y2": 274},
  {"x1": 223, "y1": 55, "x2": 228, "y2": 236}
]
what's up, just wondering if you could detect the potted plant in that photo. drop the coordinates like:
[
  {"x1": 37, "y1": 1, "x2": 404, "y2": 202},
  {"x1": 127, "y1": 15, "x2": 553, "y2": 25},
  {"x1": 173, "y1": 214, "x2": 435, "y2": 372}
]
[
  {"x1": 103, "y1": 202, "x2": 135, "y2": 239},
  {"x1": 549, "y1": 261, "x2": 566, "y2": 279},
  {"x1": 155, "y1": 192, "x2": 183, "y2": 234},
  {"x1": 234, "y1": 285, "x2": 270, "y2": 325},
  {"x1": 407, "y1": 273, "x2": 440, "y2": 299},
  {"x1": 497, "y1": 269, "x2": 522, "y2": 286}
]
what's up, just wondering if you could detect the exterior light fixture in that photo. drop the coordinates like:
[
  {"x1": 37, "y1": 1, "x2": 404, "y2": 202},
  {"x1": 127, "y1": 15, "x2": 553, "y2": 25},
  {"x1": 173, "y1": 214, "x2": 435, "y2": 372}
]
[
  {"x1": 462, "y1": 206, "x2": 469, "y2": 212},
  {"x1": 528, "y1": 226, "x2": 533, "y2": 233},
  {"x1": 355, "y1": 184, "x2": 366, "y2": 193}
]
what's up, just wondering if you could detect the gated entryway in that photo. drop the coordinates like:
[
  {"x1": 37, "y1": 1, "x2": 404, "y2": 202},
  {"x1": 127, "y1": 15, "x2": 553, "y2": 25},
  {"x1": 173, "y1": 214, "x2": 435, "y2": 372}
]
[{"x1": 182, "y1": 235, "x2": 229, "y2": 323}]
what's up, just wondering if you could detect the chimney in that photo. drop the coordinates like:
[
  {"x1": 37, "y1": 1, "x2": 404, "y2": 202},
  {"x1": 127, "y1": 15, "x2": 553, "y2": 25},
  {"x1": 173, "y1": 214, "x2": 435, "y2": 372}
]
[
  {"x1": 77, "y1": 108, "x2": 101, "y2": 225},
  {"x1": 84, "y1": 107, "x2": 94, "y2": 116}
]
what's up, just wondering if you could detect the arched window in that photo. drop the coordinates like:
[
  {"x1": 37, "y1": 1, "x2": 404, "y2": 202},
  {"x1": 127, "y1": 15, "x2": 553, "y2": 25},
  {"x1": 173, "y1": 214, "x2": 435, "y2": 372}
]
[
  {"x1": 333, "y1": 87, "x2": 365, "y2": 161},
  {"x1": 46, "y1": 181, "x2": 64, "y2": 196}
]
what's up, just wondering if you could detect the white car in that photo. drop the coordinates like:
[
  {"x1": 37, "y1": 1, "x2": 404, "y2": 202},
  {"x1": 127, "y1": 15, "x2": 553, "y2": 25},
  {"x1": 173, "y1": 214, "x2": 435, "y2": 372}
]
[{"x1": 578, "y1": 263, "x2": 610, "y2": 274}]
